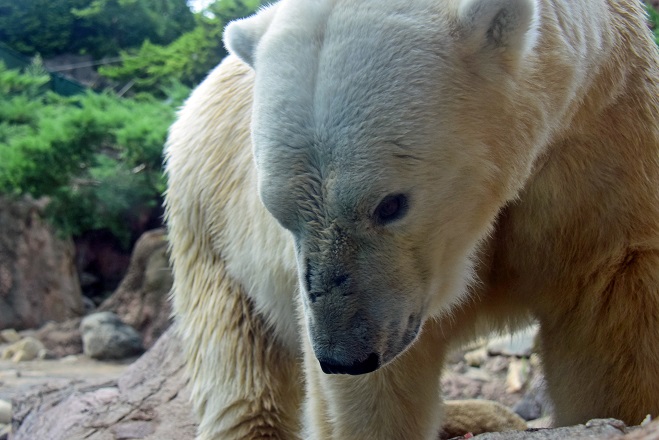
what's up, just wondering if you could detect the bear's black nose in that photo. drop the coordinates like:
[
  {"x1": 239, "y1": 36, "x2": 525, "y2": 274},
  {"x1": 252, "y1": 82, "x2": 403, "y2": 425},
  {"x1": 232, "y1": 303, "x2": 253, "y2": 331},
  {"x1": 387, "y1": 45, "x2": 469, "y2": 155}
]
[{"x1": 318, "y1": 353, "x2": 380, "y2": 375}]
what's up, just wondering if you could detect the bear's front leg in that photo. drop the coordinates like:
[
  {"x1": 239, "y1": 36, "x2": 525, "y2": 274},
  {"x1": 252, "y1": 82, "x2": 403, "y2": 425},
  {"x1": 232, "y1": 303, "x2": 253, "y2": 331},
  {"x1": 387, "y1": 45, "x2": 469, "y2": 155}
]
[
  {"x1": 302, "y1": 319, "x2": 447, "y2": 440},
  {"x1": 537, "y1": 271, "x2": 659, "y2": 427},
  {"x1": 171, "y1": 249, "x2": 302, "y2": 440}
]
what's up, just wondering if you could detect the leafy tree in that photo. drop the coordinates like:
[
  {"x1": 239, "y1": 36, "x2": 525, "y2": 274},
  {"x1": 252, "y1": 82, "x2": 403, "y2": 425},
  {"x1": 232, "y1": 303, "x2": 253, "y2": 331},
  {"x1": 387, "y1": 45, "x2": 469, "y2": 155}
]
[
  {"x1": 0, "y1": 62, "x2": 182, "y2": 246},
  {"x1": 0, "y1": 0, "x2": 86, "y2": 57},
  {"x1": 99, "y1": 0, "x2": 263, "y2": 95},
  {"x1": 71, "y1": 0, "x2": 196, "y2": 57},
  {"x1": 99, "y1": 24, "x2": 224, "y2": 96},
  {"x1": 0, "y1": 0, "x2": 195, "y2": 58}
]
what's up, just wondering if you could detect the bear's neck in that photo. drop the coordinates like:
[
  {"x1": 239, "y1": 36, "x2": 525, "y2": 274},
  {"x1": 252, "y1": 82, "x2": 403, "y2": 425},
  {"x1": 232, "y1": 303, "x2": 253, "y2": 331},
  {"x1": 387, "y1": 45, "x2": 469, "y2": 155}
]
[{"x1": 483, "y1": 0, "x2": 659, "y2": 311}]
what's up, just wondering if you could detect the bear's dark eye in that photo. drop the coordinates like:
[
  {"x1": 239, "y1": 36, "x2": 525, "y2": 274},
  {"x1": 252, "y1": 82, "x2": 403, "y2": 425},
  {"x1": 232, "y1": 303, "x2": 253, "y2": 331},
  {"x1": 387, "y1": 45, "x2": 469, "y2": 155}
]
[{"x1": 374, "y1": 194, "x2": 408, "y2": 225}]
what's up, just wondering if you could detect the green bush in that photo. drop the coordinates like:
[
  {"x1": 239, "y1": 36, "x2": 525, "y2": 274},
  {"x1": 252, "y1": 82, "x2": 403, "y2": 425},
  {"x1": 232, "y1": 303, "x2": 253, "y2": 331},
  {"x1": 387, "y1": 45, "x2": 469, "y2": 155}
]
[
  {"x1": 99, "y1": 25, "x2": 225, "y2": 96},
  {"x1": 647, "y1": 3, "x2": 659, "y2": 45},
  {"x1": 0, "y1": 62, "x2": 183, "y2": 246}
]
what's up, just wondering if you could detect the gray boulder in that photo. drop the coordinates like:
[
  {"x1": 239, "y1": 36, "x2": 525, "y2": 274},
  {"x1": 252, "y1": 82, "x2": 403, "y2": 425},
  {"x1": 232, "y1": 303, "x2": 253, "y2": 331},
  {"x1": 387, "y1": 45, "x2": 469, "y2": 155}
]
[{"x1": 80, "y1": 312, "x2": 143, "y2": 360}]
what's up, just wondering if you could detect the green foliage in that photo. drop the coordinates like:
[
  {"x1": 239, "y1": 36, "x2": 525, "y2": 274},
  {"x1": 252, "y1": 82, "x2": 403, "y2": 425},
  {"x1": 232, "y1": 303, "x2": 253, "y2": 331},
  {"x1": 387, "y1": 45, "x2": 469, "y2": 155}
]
[
  {"x1": 0, "y1": 0, "x2": 84, "y2": 57},
  {"x1": 100, "y1": 25, "x2": 223, "y2": 96},
  {"x1": 100, "y1": 0, "x2": 264, "y2": 95},
  {"x1": 0, "y1": 62, "x2": 181, "y2": 246},
  {"x1": 206, "y1": 0, "x2": 264, "y2": 20},
  {"x1": 0, "y1": 60, "x2": 49, "y2": 97},
  {"x1": 0, "y1": 0, "x2": 195, "y2": 58},
  {"x1": 647, "y1": 3, "x2": 659, "y2": 46}
]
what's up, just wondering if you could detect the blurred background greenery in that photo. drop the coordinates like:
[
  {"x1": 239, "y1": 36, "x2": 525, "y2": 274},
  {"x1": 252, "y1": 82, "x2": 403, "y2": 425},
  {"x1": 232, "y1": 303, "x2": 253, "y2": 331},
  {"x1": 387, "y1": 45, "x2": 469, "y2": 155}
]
[
  {"x1": 0, "y1": 0, "x2": 657, "y2": 251},
  {"x1": 0, "y1": 0, "x2": 264, "y2": 247}
]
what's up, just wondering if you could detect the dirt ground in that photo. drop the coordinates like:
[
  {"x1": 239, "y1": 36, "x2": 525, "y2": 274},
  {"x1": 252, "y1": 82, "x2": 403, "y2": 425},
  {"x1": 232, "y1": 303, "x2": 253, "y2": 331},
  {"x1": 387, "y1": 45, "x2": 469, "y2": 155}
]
[{"x1": 0, "y1": 352, "x2": 131, "y2": 403}]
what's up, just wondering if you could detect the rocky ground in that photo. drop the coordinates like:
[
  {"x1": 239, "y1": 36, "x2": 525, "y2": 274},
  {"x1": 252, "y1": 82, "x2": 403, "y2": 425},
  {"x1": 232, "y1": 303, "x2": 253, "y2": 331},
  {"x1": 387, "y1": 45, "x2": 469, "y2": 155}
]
[
  {"x1": 5, "y1": 323, "x2": 659, "y2": 440},
  {"x1": 441, "y1": 325, "x2": 551, "y2": 425},
  {"x1": 1, "y1": 324, "x2": 546, "y2": 439},
  {"x1": 0, "y1": 338, "x2": 135, "y2": 439},
  {"x1": 0, "y1": 352, "x2": 131, "y2": 403},
  {"x1": 0, "y1": 222, "x2": 176, "y2": 440}
]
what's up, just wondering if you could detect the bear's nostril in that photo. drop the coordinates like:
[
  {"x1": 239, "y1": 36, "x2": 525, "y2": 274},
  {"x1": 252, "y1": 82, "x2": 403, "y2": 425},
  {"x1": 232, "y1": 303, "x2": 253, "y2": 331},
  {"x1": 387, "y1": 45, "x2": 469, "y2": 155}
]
[
  {"x1": 333, "y1": 273, "x2": 349, "y2": 287},
  {"x1": 318, "y1": 352, "x2": 380, "y2": 375}
]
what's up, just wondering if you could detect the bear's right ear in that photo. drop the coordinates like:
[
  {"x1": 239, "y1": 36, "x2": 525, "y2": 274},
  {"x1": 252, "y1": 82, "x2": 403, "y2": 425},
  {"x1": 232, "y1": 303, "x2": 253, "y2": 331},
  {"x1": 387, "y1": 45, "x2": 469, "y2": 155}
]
[
  {"x1": 223, "y1": 4, "x2": 280, "y2": 68},
  {"x1": 457, "y1": 0, "x2": 538, "y2": 71}
]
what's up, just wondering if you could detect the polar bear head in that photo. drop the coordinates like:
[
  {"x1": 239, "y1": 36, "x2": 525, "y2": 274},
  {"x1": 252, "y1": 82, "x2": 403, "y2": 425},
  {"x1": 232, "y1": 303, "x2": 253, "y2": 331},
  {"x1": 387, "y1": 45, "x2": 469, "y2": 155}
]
[{"x1": 225, "y1": 0, "x2": 539, "y2": 374}]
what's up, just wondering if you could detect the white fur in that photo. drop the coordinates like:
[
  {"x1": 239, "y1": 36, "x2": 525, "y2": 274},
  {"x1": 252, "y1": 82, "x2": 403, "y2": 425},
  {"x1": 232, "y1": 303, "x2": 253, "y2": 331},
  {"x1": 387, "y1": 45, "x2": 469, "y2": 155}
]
[
  {"x1": 223, "y1": 3, "x2": 279, "y2": 67},
  {"x1": 220, "y1": 173, "x2": 300, "y2": 351}
]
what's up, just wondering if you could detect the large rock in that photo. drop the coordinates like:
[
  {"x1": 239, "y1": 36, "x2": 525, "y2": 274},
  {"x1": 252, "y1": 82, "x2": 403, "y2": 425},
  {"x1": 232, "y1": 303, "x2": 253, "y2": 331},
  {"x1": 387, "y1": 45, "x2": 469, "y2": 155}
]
[
  {"x1": 0, "y1": 196, "x2": 84, "y2": 330},
  {"x1": 465, "y1": 418, "x2": 659, "y2": 439},
  {"x1": 80, "y1": 312, "x2": 143, "y2": 360},
  {"x1": 623, "y1": 419, "x2": 659, "y2": 439},
  {"x1": 11, "y1": 328, "x2": 195, "y2": 440},
  {"x1": 97, "y1": 229, "x2": 173, "y2": 348}
]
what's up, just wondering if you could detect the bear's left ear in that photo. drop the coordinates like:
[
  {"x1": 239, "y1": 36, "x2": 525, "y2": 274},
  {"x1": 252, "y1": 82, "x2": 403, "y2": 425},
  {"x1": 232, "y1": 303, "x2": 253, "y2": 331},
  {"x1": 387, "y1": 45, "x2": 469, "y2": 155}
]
[
  {"x1": 223, "y1": 3, "x2": 279, "y2": 68},
  {"x1": 457, "y1": 0, "x2": 538, "y2": 70}
]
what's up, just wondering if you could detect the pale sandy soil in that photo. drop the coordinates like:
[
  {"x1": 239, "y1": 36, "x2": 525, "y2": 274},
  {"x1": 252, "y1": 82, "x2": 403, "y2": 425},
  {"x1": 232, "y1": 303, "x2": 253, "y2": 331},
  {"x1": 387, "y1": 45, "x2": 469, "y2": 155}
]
[{"x1": 0, "y1": 352, "x2": 132, "y2": 403}]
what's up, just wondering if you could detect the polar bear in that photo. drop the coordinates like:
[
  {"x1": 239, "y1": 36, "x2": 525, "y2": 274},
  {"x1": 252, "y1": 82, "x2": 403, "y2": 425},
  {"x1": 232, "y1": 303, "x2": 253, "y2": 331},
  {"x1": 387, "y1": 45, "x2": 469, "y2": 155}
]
[
  {"x1": 165, "y1": 0, "x2": 659, "y2": 438},
  {"x1": 165, "y1": 54, "x2": 526, "y2": 439}
]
